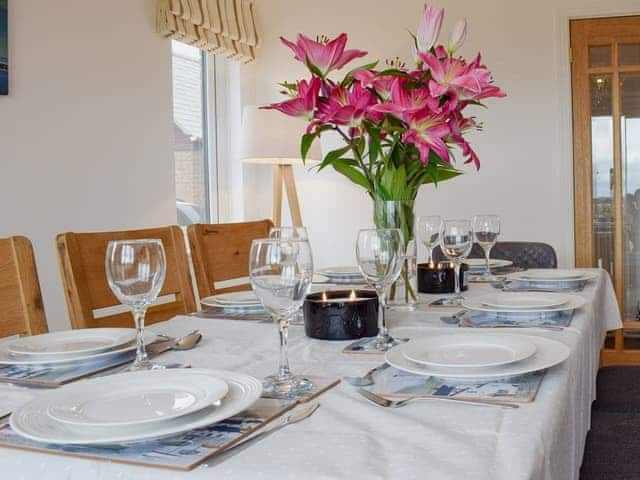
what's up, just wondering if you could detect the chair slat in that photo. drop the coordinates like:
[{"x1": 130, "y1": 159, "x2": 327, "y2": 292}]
[
  {"x1": 0, "y1": 236, "x2": 48, "y2": 337},
  {"x1": 56, "y1": 226, "x2": 196, "y2": 329}
]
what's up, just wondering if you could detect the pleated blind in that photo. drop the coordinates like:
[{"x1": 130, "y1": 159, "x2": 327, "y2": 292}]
[{"x1": 156, "y1": 0, "x2": 259, "y2": 63}]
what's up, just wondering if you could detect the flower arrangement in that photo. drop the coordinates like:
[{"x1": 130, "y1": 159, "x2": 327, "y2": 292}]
[
  {"x1": 263, "y1": 4, "x2": 505, "y2": 205},
  {"x1": 263, "y1": 4, "x2": 505, "y2": 306}
]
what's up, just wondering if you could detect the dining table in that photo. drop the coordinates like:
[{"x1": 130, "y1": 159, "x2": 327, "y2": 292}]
[{"x1": 0, "y1": 268, "x2": 621, "y2": 480}]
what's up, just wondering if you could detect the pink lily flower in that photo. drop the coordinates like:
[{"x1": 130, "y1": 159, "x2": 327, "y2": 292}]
[
  {"x1": 419, "y1": 52, "x2": 506, "y2": 100},
  {"x1": 280, "y1": 33, "x2": 367, "y2": 77},
  {"x1": 448, "y1": 112, "x2": 481, "y2": 169},
  {"x1": 262, "y1": 77, "x2": 322, "y2": 121},
  {"x1": 317, "y1": 83, "x2": 381, "y2": 132},
  {"x1": 372, "y1": 77, "x2": 440, "y2": 116},
  {"x1": 416, "y1": 5, "x2": 444, "y2": 53},
  {"x1": 402, "y1": 108, "x2": 451, "y2": 164},
  {"x1": 352, "y1": 70, "x2": 396, "y2": 101}
]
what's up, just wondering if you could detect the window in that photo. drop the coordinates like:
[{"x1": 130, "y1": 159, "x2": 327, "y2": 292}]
[{"x1": 171, "y1": 41, "x2": 212, "y2": 225}]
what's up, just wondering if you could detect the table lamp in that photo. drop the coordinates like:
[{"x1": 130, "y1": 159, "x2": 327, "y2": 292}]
[{"x1": 240, "y1": 106, "x2": 321, "y2": 227}]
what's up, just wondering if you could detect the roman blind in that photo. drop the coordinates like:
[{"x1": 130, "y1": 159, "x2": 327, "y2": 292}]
[{"x1": 156, "y1": 0, "x2": 259, "y2": 63}]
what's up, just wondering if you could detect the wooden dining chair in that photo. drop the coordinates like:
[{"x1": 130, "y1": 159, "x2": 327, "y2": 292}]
[
  {"x1": 0, "y1": 236, "x2": 48, "y2": 338},
  {"x1": 187, "y1": 220, "x2": 273, "y2": 300},
  {"x1": 56, "y1": 226, "x2": 197, "y2": 329}
]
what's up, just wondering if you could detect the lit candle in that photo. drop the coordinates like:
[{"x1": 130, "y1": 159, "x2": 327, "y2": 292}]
[{"x1": 322, "y1": 291, "x2": 328, "y2": 302}]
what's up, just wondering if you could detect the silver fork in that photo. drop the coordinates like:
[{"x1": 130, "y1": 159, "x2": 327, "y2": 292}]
[{"x1": 357, "y1": 387, "x2": 519, "y2": 409}]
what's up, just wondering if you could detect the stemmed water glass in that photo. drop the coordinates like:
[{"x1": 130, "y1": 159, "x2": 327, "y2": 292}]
[
  {"x1": 105, "y1": 239, "x2": 167, "y2": 371},
  {"x1": 441, "y1": 220, "x2": 473, "y2": 305},
  {"x1": 473, "y1": 215, "x2": 501, "y2": 279},
  {"x1": 356, "y1": 228, "x2": 405, "y2": 351},
  {"x1": 269, "y1": 226, "x2": 309, "y2": 241},
  {"x1": 416, "y1": 215, "x2": 443, "y2": 264},
  {"x1": 249, "y1": 238, "x2": 314, "y2": 398},
  {"x1": 270, "y1": 226, "x2": 310, "y2": 325}
]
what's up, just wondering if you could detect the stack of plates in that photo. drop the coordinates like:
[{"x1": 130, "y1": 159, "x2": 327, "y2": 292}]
[
  {"x1": 507, "y1": 269, "x2": 597, "y2": 291},
  {"x1": 0, "y1": 329, "x2": 158, "y2": 367},
  {"x1": 317, "y1": 267, "x2": 366, "y2": 284},
  {"x1": 465, "y1": 258, "x2": 513, "y2": 273},
  {"x1": 386, "y1": 333, "x2": 570, "y2": 378},
  {"x1": 10, "y1": 369, "x2": 262, "y2": 445},
  {"x1": 462, "y1": 292, "x2": 585, "y2": 315},
  {"x1": 200, "y1": 291, "x2": 264, "y2": 312}
]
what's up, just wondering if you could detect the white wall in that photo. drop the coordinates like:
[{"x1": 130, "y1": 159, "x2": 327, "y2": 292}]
[
  {"x1": 0, "y1": 0, "x2": 175, "y2": 330},
  {"x1": 241, "y1": 0, "x2": 640, "y2": 270}
]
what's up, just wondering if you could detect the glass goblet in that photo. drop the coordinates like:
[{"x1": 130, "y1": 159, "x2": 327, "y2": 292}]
[
  {"x1": 473, "y1": 215, "x2": 501, "y2": 279},
  {"x1": 106, "y1": 239, "x2": 166, "y2": 371},
  {"x1": 356, "y1": 228, "x2": 405, "y2": 351},
  {"x1": 249, "y1": 238, "x2": 313, "y2": 398},
  {"x1": 441, "y1": 220, "x2": 473, "y2": 305},
  {"x1": 416, "y1": 215, "x2": 443, "y2": 264}
]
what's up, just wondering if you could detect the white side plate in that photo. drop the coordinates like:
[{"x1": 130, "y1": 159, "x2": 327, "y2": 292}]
[
  {"x1": 0, "y1": 331, "x2": 157, "y2": 366},
  {"x1": 465, "y1": 259, "x2": 513, "y2": 269},
  {"x1": 212, "y1": 291, "x2": 260, "y2": 305},
  {"x1": 47, "y1": 370, "x2": 229, "y2": 427},
  {"x1": 8, "y1": 329, "x2": 136, "y2": 358},
  {"x1": 462, "y1": 294, "x2": 585, "y2": 314},
  {"x1": 386, "y1": 335, "x2": 570, "y2": 379},
  {"x1": 10, "y1": 369, "x2": 262, "y2": 445},
  {"x1": 479, "y1": 292, "x2": 569, "y2": 310},
  {"x1": 402, "y1": 334, "x2": 536, "y2": 369},
  {"x1": 510, "y1": 269, "x2": 598, "y2": 283}
]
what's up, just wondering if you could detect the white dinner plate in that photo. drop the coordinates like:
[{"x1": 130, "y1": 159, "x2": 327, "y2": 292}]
[
  {"x1": 386, "y1": 335, "x2": 570, "y2": 379},
  {"x1": 319, "y1": 266, "x2": 362, "y2": 277},
  {"x1": 200, "y1": 297, "x2": 263, "y2": 310},
  {"x1": 465, "y1": 259, "x2": 513, "y2": 269},
  {"x1": 47, "y1": 370, "x2": 229, "y2": 427},
  {"x1": 210, "y1": 291, "x2": 261, "y2": 305},
  {"x1": 0, "y1": 331, "x2": 158, "y2": 366},
  {"x1": 462, "y1": 293, "x2": 585, "y2": 314},
  {"x1": 401, "y1": 334, "x2": 537, "y2": 369},
  {"x1": 7, "y1": 329, "x2": 136, "y2": 358},
  {"x1": 10, "y1": 369, "x2": 262, "y2": 445},
  {"x1": 480, "y1": 292, "x2": 569, "y2": 310},
  {"x1": 510, "y1": 269, "x2": 598, "y2": 283}
]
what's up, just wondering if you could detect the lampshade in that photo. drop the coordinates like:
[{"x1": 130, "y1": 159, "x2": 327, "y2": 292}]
[{"x1": 240, "y1": 106, "x2": 322, "y2": 165}]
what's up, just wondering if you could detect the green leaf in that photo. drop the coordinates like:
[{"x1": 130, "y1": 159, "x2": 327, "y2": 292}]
[
  {"x1": 317, "y1": 146, "x2": 352, "y2": 171},
  {"x1": 300, "y1": 133, "x2": 317, "y2": 161},
  {"x1": 332, "y1": 160, "x2": 371, "y2": 190}
]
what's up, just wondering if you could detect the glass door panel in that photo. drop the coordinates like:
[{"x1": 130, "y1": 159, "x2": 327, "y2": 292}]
[
  {"x1": 591, "y1": 74, "x2": 615, "y2": 275},
  {"x1": 621, "y1": 73, "x2": 640, "y2": 320}
]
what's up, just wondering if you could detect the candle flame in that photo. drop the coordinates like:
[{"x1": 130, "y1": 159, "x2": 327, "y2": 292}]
[
  {"x1": 349, "y1": 290, "x2": 357, "y2": 301},
  {"x1": 321, "y1": 291, "x2": 328, "y2": 302}
]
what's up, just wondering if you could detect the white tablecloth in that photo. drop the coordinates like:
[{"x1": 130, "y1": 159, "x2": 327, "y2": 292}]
[{"x1": 0, "y1": 269, "x2": 621, "y2": 480}]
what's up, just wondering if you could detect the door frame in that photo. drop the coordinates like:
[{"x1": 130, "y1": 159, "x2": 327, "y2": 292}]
[{"x1": 553, "y1": 4, "x2": 640, "y2": 269}]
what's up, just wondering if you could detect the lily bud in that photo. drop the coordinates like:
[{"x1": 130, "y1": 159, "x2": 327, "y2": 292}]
[
  {"x1": 448, "y1": 19, "x2": 467, "y2": 54},
  {"x1": 417, "y1": 5, "x2": 444, "y2": 53}
]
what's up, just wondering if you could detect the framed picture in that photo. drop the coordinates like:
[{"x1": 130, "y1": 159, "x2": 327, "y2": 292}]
[{"x1": 0, "y1": 0, "x2": 7, "y2": 95}]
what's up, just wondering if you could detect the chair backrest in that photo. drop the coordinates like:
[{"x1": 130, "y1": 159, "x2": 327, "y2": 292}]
[
  {"x1": 56, "y1": 226, "x2": 197, "y2": 329},
  {"x1": 0, "y1": 236, "x2": 48, "y2": 338},
  {"x1": 433, "y1": 241, "x2": 558, "y2": 269},
  {"x1": 188, "y1": 220, "x2": 273, "y2": 299}
]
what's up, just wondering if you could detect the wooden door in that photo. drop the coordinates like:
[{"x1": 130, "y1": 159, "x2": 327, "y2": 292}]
[{"x1": 571, "y1": 16, "x2": 640, "y2": 363}]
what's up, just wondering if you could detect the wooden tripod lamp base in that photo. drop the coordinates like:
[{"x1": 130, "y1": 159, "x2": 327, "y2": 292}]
[{"x1": 272, "y1": 164, "x2": 302, "y2": 227}]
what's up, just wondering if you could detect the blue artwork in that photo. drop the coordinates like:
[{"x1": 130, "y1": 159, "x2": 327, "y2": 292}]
[{"x1": 0, "y1": 0, "x2": 7, "y2": 95}]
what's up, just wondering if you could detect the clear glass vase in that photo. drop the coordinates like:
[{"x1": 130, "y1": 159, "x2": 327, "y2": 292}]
[{"x1": 373, "y1": 197, "x2": 417, "y2": 311}]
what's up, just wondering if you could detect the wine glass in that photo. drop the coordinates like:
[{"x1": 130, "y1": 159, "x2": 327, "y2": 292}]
[
  {"x1": 269, "y1": 226, "x2": 310, "y2": 326},
  {"x1": 473, "y1": 215, "x2": 501, "y2": 278},
  {"x1": 249, "y1": 238, "x2": 314, "y2": 398},
  {"x1": 441, "y1": 220, "x2": 473, "y2": 305},
  {"x1": 356, "y1": 228, "x2": 404, "y2": 350},
  {"x1": 416, "y1": 215, "x2": 443, "y2": 264},
  {"x1": 105, "y1": 239, "x2": 166, "y2": 371},
  {"x1": 269, "y1": 226, "x2": 309, "y2": 241}
]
